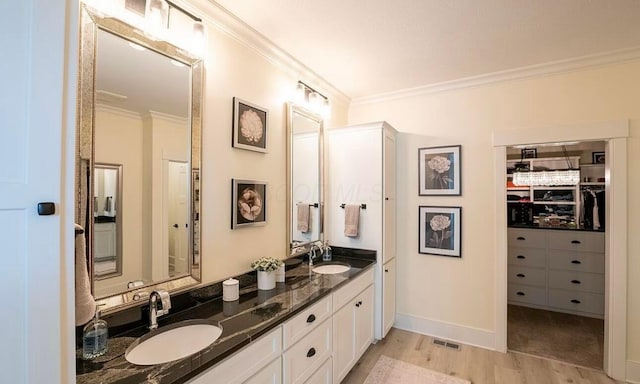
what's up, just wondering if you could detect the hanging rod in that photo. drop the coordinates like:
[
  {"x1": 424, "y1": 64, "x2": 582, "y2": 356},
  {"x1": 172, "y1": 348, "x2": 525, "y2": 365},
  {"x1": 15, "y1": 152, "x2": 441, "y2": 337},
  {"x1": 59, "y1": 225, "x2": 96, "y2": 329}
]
[{"x1": 340, "y1": 203, "x2": 367, "y2": 210}]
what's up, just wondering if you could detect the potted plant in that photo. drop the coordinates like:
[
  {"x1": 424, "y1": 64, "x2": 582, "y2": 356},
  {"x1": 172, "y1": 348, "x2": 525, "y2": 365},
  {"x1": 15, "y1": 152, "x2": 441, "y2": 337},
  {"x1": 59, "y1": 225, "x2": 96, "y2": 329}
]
[{"x1": 251, "y1": 257, "x2": 283, "y2": 290}]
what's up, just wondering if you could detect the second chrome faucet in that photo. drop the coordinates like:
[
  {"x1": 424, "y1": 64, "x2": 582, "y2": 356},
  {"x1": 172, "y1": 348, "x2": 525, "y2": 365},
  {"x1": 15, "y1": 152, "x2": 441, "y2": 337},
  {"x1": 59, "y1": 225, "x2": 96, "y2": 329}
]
[{"x1": 148, "y1": 290, "x2": 171, "y2": 330}]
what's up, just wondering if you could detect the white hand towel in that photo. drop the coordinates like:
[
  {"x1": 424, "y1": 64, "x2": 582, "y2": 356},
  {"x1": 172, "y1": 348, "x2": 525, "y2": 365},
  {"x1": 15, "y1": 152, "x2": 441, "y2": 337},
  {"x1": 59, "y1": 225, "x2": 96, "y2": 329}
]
[
  {"x1": 344, "y1": 205, "x2": 360, "y2": 237},
  {"x1": 75, "y1": 224, "x2": 96, "y2": 326},
  {"x1": 592, "y1": 191, "x2": 601, "y2": 230},
  {"x1": 297, "y1": 203, "x2": 310, "y2": 233}
]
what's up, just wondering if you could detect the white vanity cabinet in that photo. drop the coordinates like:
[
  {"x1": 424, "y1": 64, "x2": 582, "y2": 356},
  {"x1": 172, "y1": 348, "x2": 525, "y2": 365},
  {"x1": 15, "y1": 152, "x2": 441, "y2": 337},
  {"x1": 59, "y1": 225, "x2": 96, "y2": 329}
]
[
  {"x1": 332, "y1": 269, "x2": 375, "y2": 383},
  {"x1": 327, "y1": 122, "x2": 397, "y2": 340},
  {"x1": 186, "y1": 327, "x2": 282, "y2": 384}
]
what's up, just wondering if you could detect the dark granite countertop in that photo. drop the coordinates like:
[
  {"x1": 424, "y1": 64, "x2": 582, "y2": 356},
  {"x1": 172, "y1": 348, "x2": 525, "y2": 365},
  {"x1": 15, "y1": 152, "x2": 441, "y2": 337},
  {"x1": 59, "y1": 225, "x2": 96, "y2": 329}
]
[
  {"x1": 508, "y1": 224, "x2": 605, "y2": 233},
  {"x1": 76, "y1": 249, "x2": 376, "y2": 384}
]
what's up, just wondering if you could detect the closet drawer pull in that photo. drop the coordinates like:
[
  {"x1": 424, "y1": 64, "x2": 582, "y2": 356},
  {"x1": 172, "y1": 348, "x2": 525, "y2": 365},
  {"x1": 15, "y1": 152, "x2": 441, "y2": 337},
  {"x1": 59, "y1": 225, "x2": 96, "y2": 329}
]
[
  {"x1": 571, "y1": 280, "x2": 581, "y2": 284},
  {"x1": 570, "y1": 299, "x2": 581, "y2": 304},
  {"x1": 516, "y1": 255, "x2": 526, "y2": 259},
  {"x1": 571, "y1": 260, "x2": 582, "y2": 264},
  {"x1": 571, "y1": 240, "x2": 581, "y2": 244},
  {"x1": 306, "y1": 347, "x2": 316, "y2": 358},
  {"x1": 516, "y1": 292, "x2": 525, "y2": 296},
  {"x1": 516, "y1": 273, "x2": 525, "y2": 278},
  {"x1": 516, "y1": 236, "x2": 526, "y2": 241},
  {"x1": 306, "y1": 314, "x2": 316, "y2": 323}
]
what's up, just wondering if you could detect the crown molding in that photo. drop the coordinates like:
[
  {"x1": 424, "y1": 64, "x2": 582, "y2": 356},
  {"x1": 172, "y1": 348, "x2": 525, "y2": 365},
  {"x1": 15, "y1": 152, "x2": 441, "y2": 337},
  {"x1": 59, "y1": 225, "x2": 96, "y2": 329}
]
[
  {"x1": 95, "y1": 103, "x2": 141, "y2": 120},
  {"x1": 145, "y1": 110, "x2": 190, "y2": 125},
  {"x1": 352, "y1": 46, "x2": 640, "y2": 106},
  {"x1": 176, "y1": 0, "x2": 351, "y2": 106}
]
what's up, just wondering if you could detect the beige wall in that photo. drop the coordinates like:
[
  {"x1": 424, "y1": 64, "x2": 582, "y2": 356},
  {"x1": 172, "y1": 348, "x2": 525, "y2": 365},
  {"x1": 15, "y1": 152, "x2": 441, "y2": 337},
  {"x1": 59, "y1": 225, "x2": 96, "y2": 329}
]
[
  {"x1": 197, "y1": 16, "x2": 349, "y2": 284},
  {"x1": 348, "y1": 61, "x2": 640, "y2": 363}
]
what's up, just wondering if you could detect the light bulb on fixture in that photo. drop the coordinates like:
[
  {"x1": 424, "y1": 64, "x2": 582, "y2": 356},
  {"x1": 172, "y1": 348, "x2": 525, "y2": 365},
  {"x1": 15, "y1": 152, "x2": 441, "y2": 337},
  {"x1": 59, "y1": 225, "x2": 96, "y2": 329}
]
[
  {"x1": 147, "y1": 0, "x2": 168, "y2": 40},
  {"x1": 308, "y1": 92, "x2": 322, "y2": 113},
  {"x1": 191, "y1": 21, "x2": 205, "y2": 57},
  {"x1": 294, "y1": 82, "x2": 306, "y2": 104},
  {"x1": 322, "y1": 98, "x2": 331, "y2": 119}
]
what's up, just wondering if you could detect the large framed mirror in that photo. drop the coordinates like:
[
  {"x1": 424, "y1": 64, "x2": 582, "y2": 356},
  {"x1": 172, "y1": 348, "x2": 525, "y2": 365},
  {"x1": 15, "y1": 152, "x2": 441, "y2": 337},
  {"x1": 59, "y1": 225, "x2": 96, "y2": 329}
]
[
  {"x1": 287, "y1": 103, "x2": 324, "y2": 255},
  {"x1": 76, "y1": 4, "x2": 203, "y2": 313}
]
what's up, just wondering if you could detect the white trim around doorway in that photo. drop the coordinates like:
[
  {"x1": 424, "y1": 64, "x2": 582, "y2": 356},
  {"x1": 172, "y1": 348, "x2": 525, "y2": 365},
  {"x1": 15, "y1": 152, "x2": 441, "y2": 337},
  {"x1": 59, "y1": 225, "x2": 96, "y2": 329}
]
[{"x1": 493, "y1": 120, "x2": 629, "y2": 381}]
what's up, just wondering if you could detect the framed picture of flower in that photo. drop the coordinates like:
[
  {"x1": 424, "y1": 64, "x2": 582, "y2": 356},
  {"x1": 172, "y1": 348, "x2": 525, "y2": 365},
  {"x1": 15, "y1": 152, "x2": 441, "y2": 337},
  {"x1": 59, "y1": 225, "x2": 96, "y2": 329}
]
[
  {"x1": 418, "y1": 206, "x2": 461, "y2": 257},
  {"x1": 418, "y1": 145, "x2": 461, "y2": 195},
  {"x1": 233, "y1": 97, "x2": 268, "y2": 153},
  {"x1": 232, "y1": 179, "x2": 267, "y2": 229}
]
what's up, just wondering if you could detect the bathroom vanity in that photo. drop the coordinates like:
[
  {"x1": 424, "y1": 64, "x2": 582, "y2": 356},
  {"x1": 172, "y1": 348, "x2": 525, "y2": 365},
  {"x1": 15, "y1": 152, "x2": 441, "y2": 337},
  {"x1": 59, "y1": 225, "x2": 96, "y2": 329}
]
[{"x1": 75, "y1": 250, "x2": 376, "y2": 384}]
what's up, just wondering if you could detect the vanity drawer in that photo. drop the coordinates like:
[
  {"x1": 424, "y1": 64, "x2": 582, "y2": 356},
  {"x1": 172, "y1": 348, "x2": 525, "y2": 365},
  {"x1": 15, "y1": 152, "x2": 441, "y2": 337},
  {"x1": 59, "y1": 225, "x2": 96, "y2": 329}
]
[
  {"x1": 507, "y1": 266, "x2": 546, "y2": 287},
  {"x1": 283, "y1": 318, "x2": 332, "y2": 384},
  {"x1": 548, "y1": 250, "x2": 604, "y2": 273},
  {"x1": 283, "y1": 295, "x2": 332, "y2": 350},
  {"x1": 333, "y1": 268, "x2": 374, "y2": 310},
  {"x1": 548, "y1": 231, "x2": 604, "y2": 252},
  {"x1": 548, "y1": 270, "x2": 604, "y2": 294},
  {"x1": 548, "y1": 289, "x2": 604, "y2": 316},
  {"x1": 507, "y1": 247, "x2": 546, "y2": 268},
  {"x1": 508, "y1": 228, "x2": 546, "y2": 248},
  {"x1": 508, "y1": 284, "x2": 547, "y2": 306}
]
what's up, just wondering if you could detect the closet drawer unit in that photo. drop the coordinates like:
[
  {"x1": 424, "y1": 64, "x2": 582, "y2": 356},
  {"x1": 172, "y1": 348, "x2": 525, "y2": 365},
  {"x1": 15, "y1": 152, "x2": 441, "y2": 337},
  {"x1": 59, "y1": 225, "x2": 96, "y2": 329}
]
[
  {"x1": 507, "y1": 266, "x2": 546, "y2": 287},
  {"x1": 548, "y1": 250, "x2": 604, "y2": 274},
  {"x1": 508, "y1": 284, "x2": 547, "y2": 306},
  {"x1": 548, "y1": 231, "x2": 604, "y2": 253},
  {"x1": 507, "y1": 247, "x2": 546, "y2": 268},
  {"x1": 507, "y1": 229, "x2": 546, "y2": 248},
  {"x1": 548, "y1": 270, "x2": 604, "y2": 294},
  {"x1": 283, "y1": 295, "x2": 332, "y2": 349},
  {"x1": 548, "y1": 289, "x2": 604, "y2": 315},
  {"x1": 283, "y1": 319, "x2": 332, "y2": 384}
]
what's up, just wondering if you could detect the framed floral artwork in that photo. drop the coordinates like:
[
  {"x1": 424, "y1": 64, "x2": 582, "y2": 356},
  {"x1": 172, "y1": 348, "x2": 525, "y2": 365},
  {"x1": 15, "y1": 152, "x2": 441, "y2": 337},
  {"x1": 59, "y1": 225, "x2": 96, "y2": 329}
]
[
  {"x1": 232, "y1": 179, "x2": 267, "y2": 229},
  {"x1": 233, "y1": 97, "x2": 268, "y2": 153},
  {"x1": 418, "y1": 145, "x2": 461, "y2": 195},
  {"x1": 419, "y1": 206, "x2": 461, "y2": 257}
]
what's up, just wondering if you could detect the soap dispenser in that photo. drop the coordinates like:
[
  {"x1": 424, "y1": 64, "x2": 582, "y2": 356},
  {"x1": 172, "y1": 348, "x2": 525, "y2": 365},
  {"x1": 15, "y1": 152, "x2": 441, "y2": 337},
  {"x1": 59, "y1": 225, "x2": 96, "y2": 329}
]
[
  {"x1": 82, "y1": 305, "x2": 108, "y2": 360},
  {"x1": 323, "y1": 241, "x2": 332, "y2": 262}
]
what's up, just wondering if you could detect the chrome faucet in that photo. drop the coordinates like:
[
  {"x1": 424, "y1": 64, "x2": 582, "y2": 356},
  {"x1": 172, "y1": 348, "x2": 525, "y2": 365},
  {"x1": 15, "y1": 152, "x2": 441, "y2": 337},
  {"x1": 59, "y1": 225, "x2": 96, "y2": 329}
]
[
  {"x1": 308, "y1": 243, "x2": 322, "y2": 267},
  {"x1": 148, "y1": 290, "x2": 171, "y2": 330}
]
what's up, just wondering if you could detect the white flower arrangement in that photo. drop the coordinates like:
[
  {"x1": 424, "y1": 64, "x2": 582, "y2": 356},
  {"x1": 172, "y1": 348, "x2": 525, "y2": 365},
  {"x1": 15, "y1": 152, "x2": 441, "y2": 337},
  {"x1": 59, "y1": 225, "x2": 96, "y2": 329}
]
[{"x1": 250, "y1": 256, "x2": 283, "y2": 272}]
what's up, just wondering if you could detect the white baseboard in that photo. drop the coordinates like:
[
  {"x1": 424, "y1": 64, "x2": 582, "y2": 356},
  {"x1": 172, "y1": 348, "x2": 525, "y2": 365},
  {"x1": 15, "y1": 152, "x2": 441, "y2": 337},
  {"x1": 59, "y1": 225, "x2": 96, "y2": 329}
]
[
  {"x1": 395, "y1": 313, "x2": 496, "y2": 351},
  {"x1": 627, "y1": 360, "x2": 640, "y2": 383}
]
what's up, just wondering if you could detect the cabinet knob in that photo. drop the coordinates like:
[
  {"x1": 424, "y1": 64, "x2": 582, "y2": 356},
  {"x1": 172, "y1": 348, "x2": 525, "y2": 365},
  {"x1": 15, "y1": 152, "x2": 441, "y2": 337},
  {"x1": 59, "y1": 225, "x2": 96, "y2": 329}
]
[
  {"x1": 385, "y1": 197, "x2": 389, "y2": 201},
  {"x1": 571, "y1": 260, "x2": 582, "y2": 264},
  {"x1": 516, "y1": 255, "x2": 526, "y2": 259},
  {"x1": 306, "y1": 348, "x2": 316, "y2": 358},
  {"x1": 516, "y1": 273, "x2": 525, "y2": 278},
  {"x1": 571, "y1": 299, "x2": 581, "y2": 304},
  {"x1": 384, "y1": 269, "x2": 389, "y2": 273},
  {"x1": 516, "y1": 292, "x2": 525, "y2": 296},
  {"x1": 571, "y1": 240, "x2": 581, "y2": 244},
  {"x1": 571, "y1": 280, "x2": 581, "y2": 284},
  {"x1": 306, "y1": 314, "x2": 316, "y2": 323},
  {"x1": 355, "y1": 300, "x2": 363, "y2": 307},
  {"x1": 516, "y1": 236, "x2": 526, "y2": 241}
]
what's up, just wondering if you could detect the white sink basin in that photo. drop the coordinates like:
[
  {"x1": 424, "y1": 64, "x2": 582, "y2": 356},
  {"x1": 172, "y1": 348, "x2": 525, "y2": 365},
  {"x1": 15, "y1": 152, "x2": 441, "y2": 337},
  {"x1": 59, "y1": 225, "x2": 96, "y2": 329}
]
[
  {"x1": 125, "y1": 320, "x2": 222, "y2": 365},
  {"x1": 312, "y1": 264, "x2": 351, "y2": 274}
]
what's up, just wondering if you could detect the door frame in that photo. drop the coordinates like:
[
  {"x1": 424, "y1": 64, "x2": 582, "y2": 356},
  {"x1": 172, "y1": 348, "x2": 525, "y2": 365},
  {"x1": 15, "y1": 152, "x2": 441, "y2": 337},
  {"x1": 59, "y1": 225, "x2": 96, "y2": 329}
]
[{"x1": 493, "y1": 120, "x2": 628, "y2": 380}]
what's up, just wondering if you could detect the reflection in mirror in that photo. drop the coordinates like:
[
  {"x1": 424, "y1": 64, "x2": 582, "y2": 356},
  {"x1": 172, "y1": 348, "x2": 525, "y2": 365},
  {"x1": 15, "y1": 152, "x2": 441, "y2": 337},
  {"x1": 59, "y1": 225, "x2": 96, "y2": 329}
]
[
  {"x1": 93, "y1": 164, "x2": 122, "y2": 293},
  {"x1": 77, "y1": 5, "x2": 203, "y2": 313},
  {"x1": 287, "y1": 103, "x2": 324, "y2": 255}
]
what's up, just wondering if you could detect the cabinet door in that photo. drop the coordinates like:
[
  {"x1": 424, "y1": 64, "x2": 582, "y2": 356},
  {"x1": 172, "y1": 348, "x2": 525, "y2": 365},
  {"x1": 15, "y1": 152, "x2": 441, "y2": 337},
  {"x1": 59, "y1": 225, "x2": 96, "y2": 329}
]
[
  {"x1": 304, "y1": 357, "x2": 332, "y2": 384},
  {"x1": 355, "y1": 285, "x2": 375, "y2": 358},
  {"x1": 332, "y1": 298, "x2": 355, "y2": 383},
  {"x1": 383, "y1": 129, "x2": 396, "y2": 264},
  {"x1": 244, "y1": 358, "x2": 281, "y2": 384},
  {"x1": 382, "y1": 259, "x2": 396, "y2": 337}
]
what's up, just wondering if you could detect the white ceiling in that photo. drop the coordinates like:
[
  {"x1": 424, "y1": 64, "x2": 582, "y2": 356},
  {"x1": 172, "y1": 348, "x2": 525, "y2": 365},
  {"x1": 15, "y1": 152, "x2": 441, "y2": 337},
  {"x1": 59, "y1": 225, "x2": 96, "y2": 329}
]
[{"x1": 212, "y1": 0, "x2": 640, "y2": 99}]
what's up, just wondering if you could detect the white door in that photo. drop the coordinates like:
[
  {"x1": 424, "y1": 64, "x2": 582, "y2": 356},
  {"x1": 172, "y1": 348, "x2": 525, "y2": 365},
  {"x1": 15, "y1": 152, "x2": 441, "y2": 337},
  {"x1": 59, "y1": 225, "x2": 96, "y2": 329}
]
[
  {"x1": 167, "y1": 160, "x2": 189, "y2": 275},
  {"x1": 0, "y1": 1, "x2": 74, "y2": 382}
]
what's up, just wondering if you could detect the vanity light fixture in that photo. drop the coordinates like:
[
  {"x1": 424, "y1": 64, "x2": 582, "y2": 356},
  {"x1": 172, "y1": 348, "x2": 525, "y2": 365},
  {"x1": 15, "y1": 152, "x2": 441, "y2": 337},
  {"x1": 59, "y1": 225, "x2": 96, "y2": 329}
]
[
  {"x1": 512, "y1": 169, "x2": 580, "y2": 187},
  {"x1": 294, "y1": 81, "x2": 331, "y2": 119}
]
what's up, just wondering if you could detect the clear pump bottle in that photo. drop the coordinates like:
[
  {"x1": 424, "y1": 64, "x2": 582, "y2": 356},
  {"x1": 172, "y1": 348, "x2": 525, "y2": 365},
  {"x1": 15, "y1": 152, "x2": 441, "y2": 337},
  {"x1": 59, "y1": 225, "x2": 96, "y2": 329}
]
[
  {"x1": 323, "y1": 241, "x2": 332, "y2": 261},
  {"x1": 82, "y1": 306, "x2": 108, "y2": 359}
]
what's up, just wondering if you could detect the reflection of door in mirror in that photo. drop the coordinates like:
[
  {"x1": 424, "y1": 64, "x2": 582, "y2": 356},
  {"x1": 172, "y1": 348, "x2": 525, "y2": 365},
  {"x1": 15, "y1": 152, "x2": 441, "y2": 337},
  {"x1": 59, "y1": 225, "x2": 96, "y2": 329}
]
[
  {"x1": 166, "y1": 161, "x2": 189, "y2": 277},
  {"x1": 288, "y1": 104, "x2": 324, "y2": 252}
]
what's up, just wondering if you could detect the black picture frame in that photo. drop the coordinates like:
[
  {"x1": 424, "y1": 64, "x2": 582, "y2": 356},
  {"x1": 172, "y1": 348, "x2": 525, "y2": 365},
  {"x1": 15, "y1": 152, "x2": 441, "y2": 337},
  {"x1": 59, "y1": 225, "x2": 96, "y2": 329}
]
[
  {"x1": 521, "y1": 148, "x2": 537, "y2": 159},
  {"x1": 232, "y1": 179, "x2": 267, "y2": 229},
  {"x1": 592, "y1": 151, "x2": 605, "y2": 164},
  {"x1": 418, "y1": 145, "x2": 461, "y2": 196},
  {"x1": 232, "y1": 97, "x2": 268, "y2": 153},
  {"x1": 418, "y1": 206, "x2": 462, "y2": 257}
]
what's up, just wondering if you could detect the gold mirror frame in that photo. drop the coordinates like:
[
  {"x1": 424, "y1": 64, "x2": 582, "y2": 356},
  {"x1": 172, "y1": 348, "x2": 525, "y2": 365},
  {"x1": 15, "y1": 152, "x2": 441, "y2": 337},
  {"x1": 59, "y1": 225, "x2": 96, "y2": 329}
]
[
  {"x1": 286, "y1": 103, "x2": 324, "y2": 257},
  {"x1": 76, "y1": 4, "x2": 203, "y2": 314}
]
